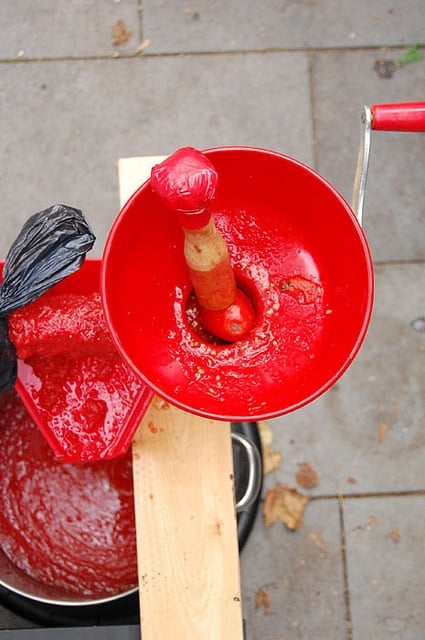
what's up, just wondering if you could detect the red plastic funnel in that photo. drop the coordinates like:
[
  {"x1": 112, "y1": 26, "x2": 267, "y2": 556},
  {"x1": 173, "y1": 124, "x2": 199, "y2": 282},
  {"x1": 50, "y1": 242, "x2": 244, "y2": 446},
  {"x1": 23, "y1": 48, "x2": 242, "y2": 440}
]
[
  {"x1": 101, "y1": 146, "x2": 374, "y2": 421},
  {"x1": 4, "y1": 259, "x2": 153, "y2": 462}
]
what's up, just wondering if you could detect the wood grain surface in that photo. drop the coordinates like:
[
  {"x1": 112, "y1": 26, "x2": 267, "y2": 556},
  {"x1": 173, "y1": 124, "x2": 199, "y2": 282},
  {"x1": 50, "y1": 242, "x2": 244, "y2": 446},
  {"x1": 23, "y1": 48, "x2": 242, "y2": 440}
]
[{"x1": 118, "y1": 156, "x2": 244, "y2": 640}]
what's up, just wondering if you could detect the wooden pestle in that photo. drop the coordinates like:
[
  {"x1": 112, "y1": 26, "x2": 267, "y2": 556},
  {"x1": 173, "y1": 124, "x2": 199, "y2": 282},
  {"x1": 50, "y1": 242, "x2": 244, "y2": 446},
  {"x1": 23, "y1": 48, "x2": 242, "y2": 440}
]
[
  {"x1": 183, "y1": 216, "x2": 236, "y2": 311},
  {"x1": 151, "y1": 147, "x2": 255, "y2": 341}
]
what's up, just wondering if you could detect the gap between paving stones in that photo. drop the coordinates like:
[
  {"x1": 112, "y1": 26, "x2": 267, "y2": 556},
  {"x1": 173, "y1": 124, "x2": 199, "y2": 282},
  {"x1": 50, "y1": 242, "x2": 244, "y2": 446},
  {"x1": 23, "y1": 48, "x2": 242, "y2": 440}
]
[
  {"x1": 308, "y1": 490, "x2": 425, "y2": 502},
  {"x1": 338, "y1": 495, "x2": 353, "y2": 640},
  {"x1": 0, "y1": 43, "x2": 419, "y2": 64}
]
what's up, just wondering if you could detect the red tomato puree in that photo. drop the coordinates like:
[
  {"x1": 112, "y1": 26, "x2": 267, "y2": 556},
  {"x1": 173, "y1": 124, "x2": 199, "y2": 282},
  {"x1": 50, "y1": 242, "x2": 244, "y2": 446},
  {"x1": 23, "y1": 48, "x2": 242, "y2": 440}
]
[
  {"x1": 8, "y1": 292, "x2": 145, "y2": 462},
  {"x1": 0, "y1": 390, "x2": 137, "y2": 598}
]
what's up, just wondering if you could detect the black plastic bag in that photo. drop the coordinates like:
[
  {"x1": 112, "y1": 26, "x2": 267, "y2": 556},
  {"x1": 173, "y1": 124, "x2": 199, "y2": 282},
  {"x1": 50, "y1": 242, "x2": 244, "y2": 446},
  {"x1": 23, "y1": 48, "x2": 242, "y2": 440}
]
[
  {"x1": 0, "y1": 204, "x2": 95, "y2": 315},
  {"x1": 0, "y1": 318, "x2": 16, "y2": 392},
  {"x1": 0, "y1": 204, "x2": 95, "y2": 392}
]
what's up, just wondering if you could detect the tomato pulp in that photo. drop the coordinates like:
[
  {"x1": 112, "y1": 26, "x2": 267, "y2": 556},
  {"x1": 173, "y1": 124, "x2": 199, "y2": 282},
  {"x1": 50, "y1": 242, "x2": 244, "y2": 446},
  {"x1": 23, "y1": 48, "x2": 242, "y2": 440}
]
[
  {"x1": 9, "y1": 292, "x2": 148, "y2": 462},
  {"x1": 0, "y1": 390, "x2": 137, "y2": 598}
]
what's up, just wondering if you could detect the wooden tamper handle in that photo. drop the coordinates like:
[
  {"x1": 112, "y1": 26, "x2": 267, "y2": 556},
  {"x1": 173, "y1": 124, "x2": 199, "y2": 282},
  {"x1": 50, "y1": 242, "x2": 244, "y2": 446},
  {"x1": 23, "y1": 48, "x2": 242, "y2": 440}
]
[
  {"x1": 151, "y1": 147, "x2": 256, "y2": 342},
  {"x1": 151, "y1": 146, "x2": 237, "y2": 311}
]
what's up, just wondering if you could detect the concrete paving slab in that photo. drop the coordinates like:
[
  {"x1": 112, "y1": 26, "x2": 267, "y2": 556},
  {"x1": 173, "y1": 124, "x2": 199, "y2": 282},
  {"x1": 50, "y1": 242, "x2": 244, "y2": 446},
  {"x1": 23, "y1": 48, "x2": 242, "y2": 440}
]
[
  {"x1": 0, "y1": 0, "x2": 140, "y2": 60},
  {"x1": 142, "y1": 0, "x2": 425, "y2": 54},
  {"x1": 344, "y1": 495, "x2": 425, "y2": 639},
  {"x1": 0, "y1": 52, "x2": 313, "y2": 258},
  {"x1": 240, "y1": 498, "x2": 347, "y2": 639},
  {"x1": 266, "y1": 262, "x2": 425, "y2": 496},
  {"x1": 312, "y1": 49, "x2": 425, "y2": 263}
]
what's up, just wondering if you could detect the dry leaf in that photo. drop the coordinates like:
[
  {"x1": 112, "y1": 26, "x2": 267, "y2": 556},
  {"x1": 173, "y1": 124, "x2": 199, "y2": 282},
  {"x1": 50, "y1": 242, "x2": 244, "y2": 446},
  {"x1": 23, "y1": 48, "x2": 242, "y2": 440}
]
[
  {"x1": 258, "y1": 421, "x2": 282, "y2": 475},
  {"x1": 135, "y1": 38, "x2": 151, "y2": 54},
  {"x1": 258, "y1": 421, "x2": 272, "y2": 447},
  {"x1": 296, "y1": 462, "x2": 319, "y2": 488},
  {"x1": 112, "y1": 19, "x2": 132, "y2": 46},
  {"x1": 308, "y1": 531, "x2": 327, "y2": 554},
  {"x1": 378, "y1": 422, "x2": 388, "y2": 443},
  {"x1": 255, "y1": 588, "x2": 271, "y2": 614},
  {"x1": 387, "y1": 527, "x2": 400, "y2": 543},
  {"x1": 364, "y1": 515, "x2": 377, "y2": 530},
  {"x1": 264, "y1": 448, "x2": 282, "y2": 475},
  {"x1": 263, "y1": 483, "x2": 310, "y2": 530}
]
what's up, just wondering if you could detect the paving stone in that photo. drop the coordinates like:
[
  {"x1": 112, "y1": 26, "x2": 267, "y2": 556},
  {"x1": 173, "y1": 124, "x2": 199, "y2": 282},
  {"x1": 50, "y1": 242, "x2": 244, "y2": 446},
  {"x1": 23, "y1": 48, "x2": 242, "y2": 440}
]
[
  {"x1": 240, "y1": 498, "x2": 347, "y2": 639},
  {"x1": 142, "y1": 0, "x2": 425, "y2": 53},
  {"x1": 0, "y1": 0, "x2": 140, "y2": 60},
  {"x1": 266, "y1": 262, "x2": 425, "y2": 496},
  {"x1": 344, "y1": 496, "x2": 425, "y2": 639},
  {"x1": 312, "y1": 49, "x2": 425, "y2": 262},
  {"x1": 0, "y1": 52, "x2": 313, "y2": 258}
]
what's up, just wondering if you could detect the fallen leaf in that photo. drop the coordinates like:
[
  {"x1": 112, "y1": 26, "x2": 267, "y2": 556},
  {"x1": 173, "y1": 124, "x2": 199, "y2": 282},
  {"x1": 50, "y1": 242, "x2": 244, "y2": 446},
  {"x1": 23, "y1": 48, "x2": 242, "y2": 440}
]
[
  {"x1": 135, "y1": 38, "x2": 151, "y2": 54},
  {"x1": 347, "y1": 476, "x2": 357, "y2": 484},
  {"x1": 308, "y1": 531, "x2": 327, "y2": 554},
  {"x1": 378, "y1": 422, "x2": 388, "y2": 443},
  {"x1": 364, "y1": 515, "x2": 377, "y2": 531},
  {"x1": 258, "y1": 421, "x2": 272, "y2": 447},
  {"x1": 255, "y1": 588, "x2": 271, "y2": 614},
  {"x1": 387, "y1": 527, "x2": 400, "y2": 543},
  {"x1": 263, "y1": 448, "x2": 282, "y2": 475},
  {"x1": 263, "y1": 483, "x2": 310, "y2": 530},
  {"x1": 374, "y1": 59, "x2": 396, "y2": 78},
  {"x1": 112, "y1": 19, "x2": 132, "y2": 46},
  {"x1": 296, "y1": 462, "x2": 319, "y2": 488},
  {"x1": 258, "y1": 421, "x2": 282, "y2": 475}
]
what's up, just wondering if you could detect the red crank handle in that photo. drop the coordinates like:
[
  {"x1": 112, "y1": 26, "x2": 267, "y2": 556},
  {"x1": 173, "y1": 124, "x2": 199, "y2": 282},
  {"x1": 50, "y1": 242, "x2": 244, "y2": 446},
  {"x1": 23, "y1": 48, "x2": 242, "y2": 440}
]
[
  {"x1": 371, "y1": 102, "x2": 425, "y2": 132},
  {"x1": 353, "y1": 102, "x2": 425, "y2": 224}
]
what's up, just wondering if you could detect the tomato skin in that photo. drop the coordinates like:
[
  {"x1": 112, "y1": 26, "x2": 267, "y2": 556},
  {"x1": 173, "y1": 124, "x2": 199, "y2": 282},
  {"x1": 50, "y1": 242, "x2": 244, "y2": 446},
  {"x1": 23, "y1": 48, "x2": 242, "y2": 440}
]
[{"x1": 200, "y1": 288, "x2": 256, "y2": 343}]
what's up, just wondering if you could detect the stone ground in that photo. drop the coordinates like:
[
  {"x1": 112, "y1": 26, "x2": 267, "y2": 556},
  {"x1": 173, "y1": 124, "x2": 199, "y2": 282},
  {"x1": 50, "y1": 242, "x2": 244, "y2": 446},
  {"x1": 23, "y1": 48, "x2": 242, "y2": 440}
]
[{"x1": 0, "y1": 2, "x2": 424, "y2": 639}]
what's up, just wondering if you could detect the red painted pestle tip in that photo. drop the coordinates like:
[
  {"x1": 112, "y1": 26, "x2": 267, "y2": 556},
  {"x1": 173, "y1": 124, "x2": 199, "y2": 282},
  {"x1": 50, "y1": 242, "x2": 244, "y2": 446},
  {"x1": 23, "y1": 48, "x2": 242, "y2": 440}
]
[
  {"x1": 200, "y1": 288, "x2": 256, "y2": 343},
  {"x1": 151, "y1": 147, "x2": 218, "y2": 229}
]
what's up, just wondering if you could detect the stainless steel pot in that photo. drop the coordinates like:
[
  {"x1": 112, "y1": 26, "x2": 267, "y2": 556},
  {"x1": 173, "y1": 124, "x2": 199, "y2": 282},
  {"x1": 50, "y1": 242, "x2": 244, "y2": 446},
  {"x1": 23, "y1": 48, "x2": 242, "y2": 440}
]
[{"x1": 0, "y1": 427, "x2": 262, "y2": 609}]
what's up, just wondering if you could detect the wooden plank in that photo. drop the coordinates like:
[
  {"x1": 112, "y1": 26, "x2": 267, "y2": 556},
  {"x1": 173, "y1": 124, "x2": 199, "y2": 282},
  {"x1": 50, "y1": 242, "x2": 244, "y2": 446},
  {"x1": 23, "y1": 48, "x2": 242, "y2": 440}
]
[
  {"x1": 132, "y1": 399, "x2": 243, "y2": 640},
  {"x1": 118, "y1": 156, "x2": 166, "y2": 204},
  {"x1": 118, "y1": 157, "x2": 244, "y2": 640}
]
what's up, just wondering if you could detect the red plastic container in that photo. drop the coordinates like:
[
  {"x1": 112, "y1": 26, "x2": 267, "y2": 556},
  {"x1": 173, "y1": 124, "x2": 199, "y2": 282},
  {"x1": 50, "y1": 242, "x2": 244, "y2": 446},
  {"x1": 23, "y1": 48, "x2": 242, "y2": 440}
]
[
  {"x1": 3, "y1": 259, "x2": 153, "y2": 462},
  {"x1": 102, "y1": 146, "x2": 374, "y2": 421}
]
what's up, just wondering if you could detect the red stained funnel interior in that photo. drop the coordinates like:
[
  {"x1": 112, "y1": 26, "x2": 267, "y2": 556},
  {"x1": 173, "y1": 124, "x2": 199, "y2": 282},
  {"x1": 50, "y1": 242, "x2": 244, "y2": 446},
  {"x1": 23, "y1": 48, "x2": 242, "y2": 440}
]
[{"x1": 102, "y1": 146, "x2": 374, "y2": 421}]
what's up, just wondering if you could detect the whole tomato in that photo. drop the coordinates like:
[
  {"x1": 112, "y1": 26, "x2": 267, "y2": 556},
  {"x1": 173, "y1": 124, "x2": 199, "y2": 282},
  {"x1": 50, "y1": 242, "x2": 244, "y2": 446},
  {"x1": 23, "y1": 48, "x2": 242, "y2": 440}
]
[{"x1": 200, "y1": 288, "x2": 256, "y2": 343}]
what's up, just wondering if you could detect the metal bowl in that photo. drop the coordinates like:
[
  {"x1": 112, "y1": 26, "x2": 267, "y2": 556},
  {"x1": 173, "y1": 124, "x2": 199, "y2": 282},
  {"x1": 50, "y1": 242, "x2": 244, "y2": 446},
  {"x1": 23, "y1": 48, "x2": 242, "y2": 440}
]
[{"x1": 0, "y1": 419, "x2": 262, "y2": 626}]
